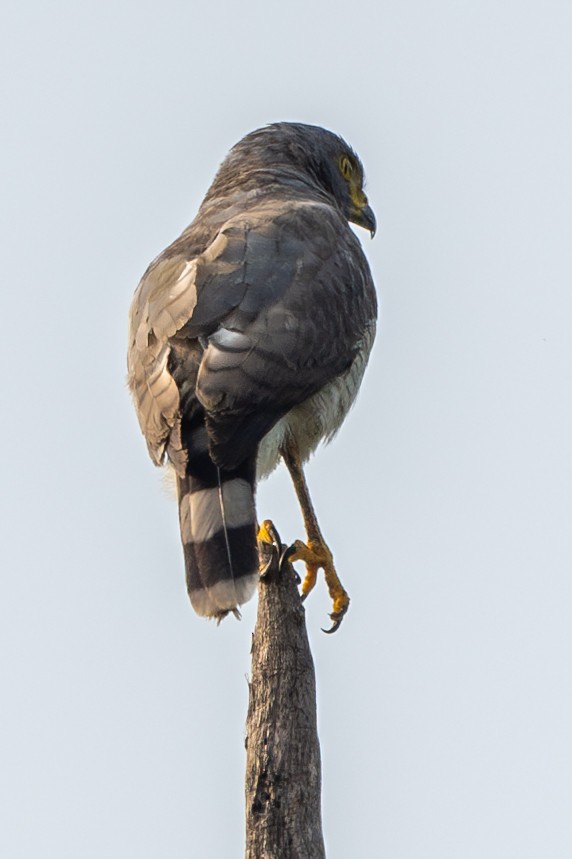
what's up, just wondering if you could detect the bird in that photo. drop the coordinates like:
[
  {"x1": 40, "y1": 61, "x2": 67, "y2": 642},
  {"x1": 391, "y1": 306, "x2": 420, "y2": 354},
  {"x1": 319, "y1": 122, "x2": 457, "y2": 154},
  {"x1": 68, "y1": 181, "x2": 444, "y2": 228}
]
[{"x1": 128, "y1": 122, "x2": 377, "y2": 632}]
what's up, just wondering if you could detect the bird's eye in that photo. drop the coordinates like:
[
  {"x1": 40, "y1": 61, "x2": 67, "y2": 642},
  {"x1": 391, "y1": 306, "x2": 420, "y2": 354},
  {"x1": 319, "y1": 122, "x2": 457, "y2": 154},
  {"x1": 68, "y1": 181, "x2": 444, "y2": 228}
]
[{"x1": 339, "y1": 155, "x2": 353, "y2": 180}]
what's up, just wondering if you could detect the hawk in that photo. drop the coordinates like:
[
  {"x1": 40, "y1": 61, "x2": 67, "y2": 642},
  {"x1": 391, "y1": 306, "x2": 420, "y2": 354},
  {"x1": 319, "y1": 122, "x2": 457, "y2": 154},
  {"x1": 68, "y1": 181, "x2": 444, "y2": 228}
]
[{"x1": 128, "y1": 123, "x2": 377, "y2": 632}]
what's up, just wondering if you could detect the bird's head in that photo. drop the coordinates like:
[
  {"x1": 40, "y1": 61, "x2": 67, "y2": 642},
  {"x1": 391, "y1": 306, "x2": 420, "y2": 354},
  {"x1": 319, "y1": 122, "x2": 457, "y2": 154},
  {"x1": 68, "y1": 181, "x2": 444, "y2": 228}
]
[{"x1": 213, "y1": 122, "x2": 376, "y2": 237}]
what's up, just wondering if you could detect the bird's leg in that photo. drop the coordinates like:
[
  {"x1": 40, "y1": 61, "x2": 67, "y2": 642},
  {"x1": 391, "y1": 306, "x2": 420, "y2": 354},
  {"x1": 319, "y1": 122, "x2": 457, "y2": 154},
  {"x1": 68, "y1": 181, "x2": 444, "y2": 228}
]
[{"x1": 281, "y1": 437, "x2": 350, "y2": 633}]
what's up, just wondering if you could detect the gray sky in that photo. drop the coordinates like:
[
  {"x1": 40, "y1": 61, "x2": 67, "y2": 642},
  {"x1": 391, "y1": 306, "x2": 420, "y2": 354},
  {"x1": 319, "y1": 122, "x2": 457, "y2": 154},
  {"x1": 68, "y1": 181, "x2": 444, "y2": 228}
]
[{"x1": 1, "y1": 1, "x2": 571, "y2": 856}]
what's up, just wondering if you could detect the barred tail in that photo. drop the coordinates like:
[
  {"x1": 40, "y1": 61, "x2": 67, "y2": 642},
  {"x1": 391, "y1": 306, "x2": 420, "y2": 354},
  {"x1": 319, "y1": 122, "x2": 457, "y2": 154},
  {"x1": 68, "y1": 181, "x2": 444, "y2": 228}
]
[{"x1": 177, "y1": 415, "x2": 258, "y2": 620}]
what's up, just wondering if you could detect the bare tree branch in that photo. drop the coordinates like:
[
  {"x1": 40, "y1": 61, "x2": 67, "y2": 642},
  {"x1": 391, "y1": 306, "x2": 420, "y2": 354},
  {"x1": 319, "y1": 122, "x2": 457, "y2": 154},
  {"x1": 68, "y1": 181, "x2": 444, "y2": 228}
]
[{"x1": 245, "y1": 541, "x2": 326, "y2": 859}]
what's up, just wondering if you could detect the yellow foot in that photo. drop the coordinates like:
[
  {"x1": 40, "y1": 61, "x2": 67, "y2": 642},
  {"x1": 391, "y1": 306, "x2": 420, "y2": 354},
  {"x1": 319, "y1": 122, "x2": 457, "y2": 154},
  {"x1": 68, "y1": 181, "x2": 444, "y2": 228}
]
[
  {"x1": 257, "y1": 519, "x2": 279, "y2": 547},
  {"x1": 257, "y1": 519, "x2": 282, "y2": 577},
  {"x1": 285, "y1": 538, "x2": 350, "y2": 634},
  {"x1": 257, "y1": 520, "x2": 301, "y2": 583}
]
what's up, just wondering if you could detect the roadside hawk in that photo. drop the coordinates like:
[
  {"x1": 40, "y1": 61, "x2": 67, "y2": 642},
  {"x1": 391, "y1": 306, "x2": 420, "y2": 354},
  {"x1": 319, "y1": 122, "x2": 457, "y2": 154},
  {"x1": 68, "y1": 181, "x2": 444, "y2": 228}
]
[{"x1": 128, "y1": 123, "x2": 377, "y2": 631}]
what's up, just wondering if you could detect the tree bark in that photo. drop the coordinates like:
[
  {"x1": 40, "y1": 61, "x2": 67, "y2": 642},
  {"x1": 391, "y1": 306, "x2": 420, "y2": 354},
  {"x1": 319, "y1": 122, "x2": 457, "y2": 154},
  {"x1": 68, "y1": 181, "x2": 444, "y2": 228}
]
[{"x1": 245, "y1": 540, "x2": 326, "y2": 859}]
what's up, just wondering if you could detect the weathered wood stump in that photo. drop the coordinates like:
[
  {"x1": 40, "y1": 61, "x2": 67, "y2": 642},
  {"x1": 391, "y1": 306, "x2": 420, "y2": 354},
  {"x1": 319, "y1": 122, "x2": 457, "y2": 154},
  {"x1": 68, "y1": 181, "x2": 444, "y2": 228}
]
[{"x1": 245, "y1": 538, "x2": 326, "y2": 858}]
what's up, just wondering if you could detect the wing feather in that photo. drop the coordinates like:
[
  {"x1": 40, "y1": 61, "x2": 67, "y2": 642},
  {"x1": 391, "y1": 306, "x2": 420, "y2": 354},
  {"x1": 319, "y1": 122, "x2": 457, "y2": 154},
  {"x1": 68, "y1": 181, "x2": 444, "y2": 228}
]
[{"x1": 128, "y1": 198, "x2": 376, "y2": 473}]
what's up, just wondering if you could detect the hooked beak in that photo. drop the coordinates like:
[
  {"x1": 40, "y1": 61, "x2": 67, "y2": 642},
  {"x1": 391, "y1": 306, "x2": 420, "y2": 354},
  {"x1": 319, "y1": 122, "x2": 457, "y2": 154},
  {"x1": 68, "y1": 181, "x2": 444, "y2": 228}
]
[{"x1": 349, "y1": 202, "x2": 377, "y2": 238}]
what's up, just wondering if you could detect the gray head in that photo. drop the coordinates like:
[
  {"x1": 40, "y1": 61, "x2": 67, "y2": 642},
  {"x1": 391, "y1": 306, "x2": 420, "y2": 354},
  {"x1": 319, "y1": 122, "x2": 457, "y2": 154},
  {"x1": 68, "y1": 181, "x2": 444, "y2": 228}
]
[{"x1": 207, "y1": 122, "x2": 376, "y2": 236}]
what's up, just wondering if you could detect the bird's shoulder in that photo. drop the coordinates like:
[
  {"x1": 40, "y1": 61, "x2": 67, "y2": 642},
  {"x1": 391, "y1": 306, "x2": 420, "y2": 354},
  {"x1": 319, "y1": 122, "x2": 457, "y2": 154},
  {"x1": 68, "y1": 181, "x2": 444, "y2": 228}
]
[{"x1": 131, "y1": 190, "x2": 364, "y2": 340}]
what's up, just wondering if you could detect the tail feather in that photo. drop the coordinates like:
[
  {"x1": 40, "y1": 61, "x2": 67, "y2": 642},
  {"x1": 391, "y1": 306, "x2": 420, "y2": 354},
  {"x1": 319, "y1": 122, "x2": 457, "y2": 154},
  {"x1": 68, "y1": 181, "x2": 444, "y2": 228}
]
[{"x1": 177, "y1": 413, "x2": 258, "y2": 619}]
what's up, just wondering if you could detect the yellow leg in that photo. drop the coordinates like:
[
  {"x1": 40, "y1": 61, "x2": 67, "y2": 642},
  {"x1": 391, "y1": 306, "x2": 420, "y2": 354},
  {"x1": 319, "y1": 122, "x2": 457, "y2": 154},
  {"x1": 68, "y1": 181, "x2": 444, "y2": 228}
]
[{"x1": 281, "y1": 437, "x2": 350, "y2": 633}]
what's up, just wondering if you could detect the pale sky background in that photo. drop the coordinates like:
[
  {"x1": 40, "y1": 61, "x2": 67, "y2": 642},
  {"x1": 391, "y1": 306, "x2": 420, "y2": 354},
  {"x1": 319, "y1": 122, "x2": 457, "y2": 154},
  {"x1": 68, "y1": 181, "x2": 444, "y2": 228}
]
[{"x1": 1, "y1": 1, "x2": 571, "y2": 857}]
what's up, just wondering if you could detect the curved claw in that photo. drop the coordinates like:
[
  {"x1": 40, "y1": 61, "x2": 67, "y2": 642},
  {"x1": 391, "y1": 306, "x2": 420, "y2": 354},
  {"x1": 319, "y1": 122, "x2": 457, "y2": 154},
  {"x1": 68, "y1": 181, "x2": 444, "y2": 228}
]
[
  {"x1": 278, "y1": 541, "x2": 297, "y2": 571},
  {"x1": 278, "y1": 545, "x2": 302, "y2": 585},
  {"x1": 277, "y1": 542, "x2": 302, "y2": 584},
  {"x1": 321, "y1": 614, "x2": 344, "y2": 634},
  {"x1": 322, "y1": 599, "x2": 350, "y2": 635}
]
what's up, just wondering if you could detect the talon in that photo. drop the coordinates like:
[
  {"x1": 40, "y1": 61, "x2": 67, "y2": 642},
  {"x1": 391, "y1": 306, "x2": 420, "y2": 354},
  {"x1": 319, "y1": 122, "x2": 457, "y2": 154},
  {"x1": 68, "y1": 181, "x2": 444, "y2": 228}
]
[
  {"x1": 321, "y1": 592, "x2": 350, "y2": 633},
  {"x1": 279, "y1": 545, "x2": 301, "y2": 583},
  {"x1": 321, "y1": 606, "x2": 348, "y2": 634},
  {"x1": 284, "y1": 537, "x2": 350, "y2": 629},
  {"x1": 322, "y1": 619, "x2": 341, "y2": 634},
  {"x1": 278, "y1": 541, "x2": 297, "y2": 571},
  {"x1": 264, "y1": 523, "x2": 351, "y2": 629}
]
